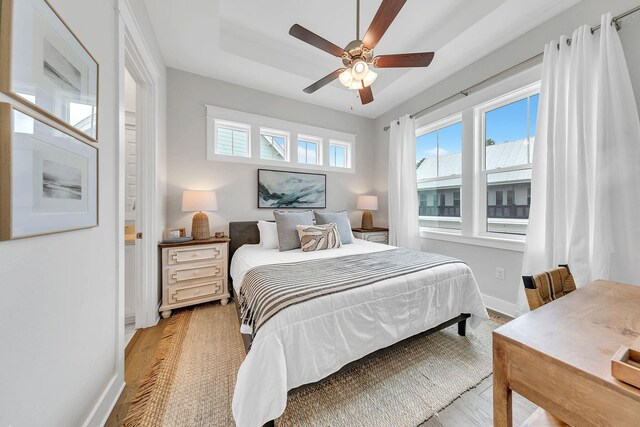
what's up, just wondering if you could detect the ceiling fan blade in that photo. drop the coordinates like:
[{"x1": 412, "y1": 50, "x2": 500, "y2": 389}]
[
  {"x1": 362, "y1": 0, "x2": 407, "y2": 49},
  {"x1": 373, "y1": 52, "x2": 435, "y2": 68},
  {"x1": 303, "y1": 69, "x2": 346, "y2": 94},
  {"x1": 289, "y1": 24, "x2": 345, "y2": 57},
  {"x1": 359, "y1": 86, "x2": 374, "y2": 105}
]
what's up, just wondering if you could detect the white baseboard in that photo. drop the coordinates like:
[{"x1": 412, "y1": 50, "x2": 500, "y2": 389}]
[
  {"x1": 82, "y1": 373, "x2": 125, "y2": 427},
  {"x1": 482, "y1": 293, "x2": 517, "y2": 318}
]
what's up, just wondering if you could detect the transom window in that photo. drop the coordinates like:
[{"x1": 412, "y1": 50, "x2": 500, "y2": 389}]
[
  {"x1": 214, "y1": 120, "x2": 250, "y2": 158},
  {"x1": 298, "y1": 135, "x2": 321, "y2": 165},
  {"x1": 206, "y1": 105, "x2": 356, "y2": 173},
  {"x1": 329, "y1": 141, "x2": 351, "y2": 168},
  {"x1": 415, "y1": 116, "x2": 463, "y2": 231},
  {"x1": 260, "y1": 128, "x2": 289, "y2": 162}
]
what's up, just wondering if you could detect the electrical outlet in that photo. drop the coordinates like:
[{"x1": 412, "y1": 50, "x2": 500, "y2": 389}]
[{"x1": 496, "y1": 267, "x2": 505, "y2": 280}]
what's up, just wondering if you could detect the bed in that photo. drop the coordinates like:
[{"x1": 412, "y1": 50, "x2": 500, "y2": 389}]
[{"x1": 228, "y1": 221, "x2": 488, "y2": 427}]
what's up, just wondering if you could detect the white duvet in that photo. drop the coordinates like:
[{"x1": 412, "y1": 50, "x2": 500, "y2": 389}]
[{"x1": 231, "y1": 240, "x2": 488, "y2": 427}]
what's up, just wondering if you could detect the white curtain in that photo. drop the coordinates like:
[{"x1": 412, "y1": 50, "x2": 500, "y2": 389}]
[
  {"x1": 388, "y1": 114, "x2": 421, "y2": 250},
  {"x1": 518, "y1": 13, "x2": 640, "y2": 314}
]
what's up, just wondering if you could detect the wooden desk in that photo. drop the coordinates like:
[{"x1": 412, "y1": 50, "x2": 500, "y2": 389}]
[{"x1": 493, "y1": 280, "x2": 640, "y2": 427}]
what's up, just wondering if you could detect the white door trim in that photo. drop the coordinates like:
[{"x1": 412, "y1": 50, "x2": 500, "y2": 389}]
[{"x1": 118, "y1": 0, "x2": 160, "y2": 331}]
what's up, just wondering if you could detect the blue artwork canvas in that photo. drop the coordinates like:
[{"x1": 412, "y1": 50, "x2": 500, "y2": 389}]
[{"x1": 258, "y1": 169, "x2": 326, "y2": 208}]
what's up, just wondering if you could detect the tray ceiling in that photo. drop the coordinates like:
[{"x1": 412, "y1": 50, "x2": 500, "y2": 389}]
[{"x1": 144, "y1": 0, "x2": 581, "y2": 118}]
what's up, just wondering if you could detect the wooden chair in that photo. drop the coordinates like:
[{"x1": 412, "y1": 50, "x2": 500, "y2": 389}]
[{"x1": 522, "y1": 264, "x2": 576, "y2": 311}]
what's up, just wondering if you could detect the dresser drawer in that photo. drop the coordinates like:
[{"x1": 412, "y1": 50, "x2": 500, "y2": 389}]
[
  {"x1": 167, "y1": 245, "x2": 224, "y2": 265},
  {"x1": 366, "y1": 233, "x2": 388, "y2": 243},
  {"x1": 167, "y1": 261, "x2": 224, "y2": 285},
  {"x1": 167, "y1": 279, "x2": 225, "y2": 304}
]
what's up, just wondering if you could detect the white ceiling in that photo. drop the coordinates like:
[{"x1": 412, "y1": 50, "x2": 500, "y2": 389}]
[{"x1": 144, "y1": 0, "x2": 580, "y2": 118}]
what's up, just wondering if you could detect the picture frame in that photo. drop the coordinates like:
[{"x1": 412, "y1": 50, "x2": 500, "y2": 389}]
[
  {"x1": 0, "y1": 0, "x2": 99, "y2": 142},
  {"x1": 164, "y1": 227, "x2": 186, "y2": 240},
  {"x1": 258, "y1": 169, "x2": 326, "y2": 209},
  {"x1": 0, "y1": 103, "x2": 98, "y2": 240}
]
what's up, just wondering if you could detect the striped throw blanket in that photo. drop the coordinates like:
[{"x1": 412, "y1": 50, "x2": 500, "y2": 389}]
[{"x1": 238, "y1": 248, "x2": 462, "y2": 336}]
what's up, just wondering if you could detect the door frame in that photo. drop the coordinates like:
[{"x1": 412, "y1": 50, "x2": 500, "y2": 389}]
[{"x1": 117, "y1": 0, "x2": 160, "y2": 359}]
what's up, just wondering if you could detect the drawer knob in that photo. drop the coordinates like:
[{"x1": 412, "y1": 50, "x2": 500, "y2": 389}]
[
  {"x1": 194, "y1": 270, "x2": 200, "y2": 275},
  {"x1": 192, "y1": 252, "x2": 198, "y2": 257}
]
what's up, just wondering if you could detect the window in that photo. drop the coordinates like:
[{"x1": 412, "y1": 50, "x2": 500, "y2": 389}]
[
  {"x1": 206, "y1": 105, "x2": 355, "y2": 172},
  {"x1": 481, "y1": 89, "x2": 538, "y2": 235},
  {"x1": 260, "y1": 128, "x2": 288, "y2": 161},
  {"x1": 298, "y1": 136, "x2": 321, "y2": 165},
  {"x1": 329, "y1": 141, "x2": 350, "y2": 168},
  {"x1": 214, "y1": 120, "x2": 250, "y2": 157},
  {"x1": 416, "y1": 117, "x2": 462, "y2": 230}
]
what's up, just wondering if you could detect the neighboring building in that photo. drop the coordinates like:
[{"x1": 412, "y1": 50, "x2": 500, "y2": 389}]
[
  {"x1": 216, "y1": 128, "x2": 286, "y2": 160},
  {"x1": 417, "y1": 139, "x2": 533, "y2": 233}
]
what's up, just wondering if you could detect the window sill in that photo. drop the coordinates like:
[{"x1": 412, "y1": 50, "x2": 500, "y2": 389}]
[
  {"x1": 419, "y1": 229, "x2": 525, "y2": 252},
  {"x1": 206, "y1": 153, "x2": 355, "y2": 174}
]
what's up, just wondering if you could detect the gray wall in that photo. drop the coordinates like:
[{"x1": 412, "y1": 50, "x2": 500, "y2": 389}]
[
  {"x1": 372, "y1": 0, "x2": 640, "y2": 313},
  {"x1": 166, "y1": 68, "x2": 376, "y2": 234}
]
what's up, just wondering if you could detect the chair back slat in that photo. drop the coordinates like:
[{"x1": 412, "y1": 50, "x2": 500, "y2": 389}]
[{"x1": 523, "y1": 265, "x2": 576, "y2": 311}]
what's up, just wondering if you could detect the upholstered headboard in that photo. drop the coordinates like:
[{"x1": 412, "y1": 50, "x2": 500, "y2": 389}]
[{"x1": 229, "y1": 221, "x2": 261, "y2": 265}]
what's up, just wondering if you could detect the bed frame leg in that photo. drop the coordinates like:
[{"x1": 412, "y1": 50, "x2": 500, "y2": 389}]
[
  {"x1": 262, "y1": 421, "x2": 275, "y2": 427},
  {"x1": 458, "y1": 318, "x2": 467, "y2": 336}
]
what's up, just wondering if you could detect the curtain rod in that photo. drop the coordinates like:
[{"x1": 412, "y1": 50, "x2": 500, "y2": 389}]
[{"x1": 383, "y1": 4, "x2": 640, "y2": 131}]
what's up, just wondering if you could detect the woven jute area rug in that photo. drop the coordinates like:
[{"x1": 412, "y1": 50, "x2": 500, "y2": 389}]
[{"x1": 123, "y1": 302, "x2": 497, "y2": 427}]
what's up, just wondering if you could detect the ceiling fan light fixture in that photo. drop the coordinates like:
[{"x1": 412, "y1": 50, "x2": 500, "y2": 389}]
[
  {"x1": 362, "y1": 69, "x2": 377, "y2": 87},
  {"x1": 339, "y1": 69, "x2": 354, "y2": 87},
  {"x1": 351, "y1": 59, "x2": 369, "y2": 80}
]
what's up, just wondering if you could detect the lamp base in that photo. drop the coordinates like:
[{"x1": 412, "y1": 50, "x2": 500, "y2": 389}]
[
  {"x1": 361, "y1": 211, "x2": 374, "y2": 230},
  {"x1": 191, "y1": 211, "x2": 210, "y2": 240}
]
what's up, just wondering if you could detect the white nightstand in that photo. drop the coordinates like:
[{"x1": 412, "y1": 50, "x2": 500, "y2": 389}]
[
  {"x1": 158, "y1": 237, "x2": 230, "y2": 318},
  {"x1": 352, "y1": 227, "x2": 389, "y2": 244}
]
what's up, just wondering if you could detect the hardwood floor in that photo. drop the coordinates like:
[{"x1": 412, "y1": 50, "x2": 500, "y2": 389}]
[
  {"x1": 416, "y1": 310, "x2": 536, "y2": 426},
  {"x1": 421, "y1": 375, "x2": 536, "y2": 426},
  {"x1": 105, "y1": 308, "x2": 536, "y2": 426}
]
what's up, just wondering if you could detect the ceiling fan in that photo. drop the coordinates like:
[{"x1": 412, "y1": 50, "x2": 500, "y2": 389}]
[{"x1": 289, "y1": 0, "x2": 434, "y2": 105}]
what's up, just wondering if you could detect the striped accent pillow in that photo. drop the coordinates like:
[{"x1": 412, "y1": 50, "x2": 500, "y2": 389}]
[{"x1": 296, "y1": 224, "x2": 342, "y2": 252}]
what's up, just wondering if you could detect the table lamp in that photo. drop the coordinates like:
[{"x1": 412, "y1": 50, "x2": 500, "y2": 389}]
[
  {"x1": 356, "y1": 195, "x2": 378, "y2": 230},
  {"x1": 182, "y1": 190, "x2": 218, "y2": 240}
]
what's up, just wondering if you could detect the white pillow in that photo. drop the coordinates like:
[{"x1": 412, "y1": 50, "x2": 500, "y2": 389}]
[{"x1": 257, "y1": 221, "x2": 279, "y2": 249}]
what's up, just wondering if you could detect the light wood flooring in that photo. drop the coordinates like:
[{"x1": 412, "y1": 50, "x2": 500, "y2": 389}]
[{"x1": 106, "y1": 308, "x2": 536, "y2": 426}]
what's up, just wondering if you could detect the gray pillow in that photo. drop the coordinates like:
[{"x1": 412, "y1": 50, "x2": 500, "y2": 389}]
[
  {"x1": 273, "y1": 210, "x2": 314, "y2": 251},
  {"x1": 313, "y1": 210, "x2": 353, "y2": 244}
]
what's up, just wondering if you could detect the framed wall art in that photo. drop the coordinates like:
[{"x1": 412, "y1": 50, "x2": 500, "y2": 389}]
[
  {"x1": 258, "y1": 169, "x2": 326, "y2": 209},
  {"x1": 0, "y1": 0, "x2": 99, "y2": 141},
  {"x1": 0, "y1": 103, "x2": 98, "y2": 240}
]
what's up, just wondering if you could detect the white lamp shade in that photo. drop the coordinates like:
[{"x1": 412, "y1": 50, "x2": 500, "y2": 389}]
[
  {"x1": 182, "y1": 190, "x2": 218, "y2": 212},
  {"x1": 356, "y1": 195, "x2": 378, "y2": 211}
]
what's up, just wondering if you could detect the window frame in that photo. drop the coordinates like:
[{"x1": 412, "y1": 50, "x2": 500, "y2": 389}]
[
  {"x1": 475, "y1": 82, "x2": 540, "y2": 240},
  {"x1": 213, "y1": 119, "x2": 251, "y2": 158},
  {"x1": 415, "y1": 113, "x2": 463, "y2": 233},
  {"x1": 297, "y1": 134, "x2": 322, "y2": 165},
  {"x1": 328, "y1": 140, "x2": 352, "y2": 169},
  {"x1": 206, "y1": 105, "x2": 356, "y2": 173},
  {"x1": 412, "y1": 65, "x2": 542, "y2": 252},
  {"x1": 259, "y1": 127, "x2": 290, "y2": 162}
]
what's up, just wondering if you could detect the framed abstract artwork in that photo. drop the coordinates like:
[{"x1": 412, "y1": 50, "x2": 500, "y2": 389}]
[
  {"x1": 0, "y1": 103, "x2": 98, "y2": 240},
  {"x1": 0, "y1": 0, "x2": 99, "y2": 141},
  {"x1": 258, "y1": 169, "x2": 326, "y2": 209}
]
